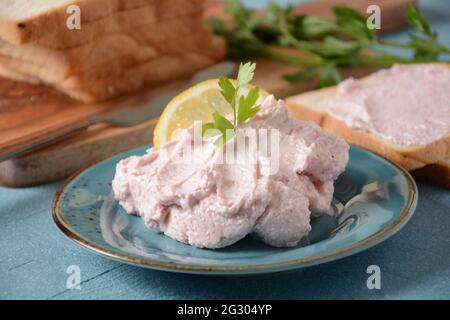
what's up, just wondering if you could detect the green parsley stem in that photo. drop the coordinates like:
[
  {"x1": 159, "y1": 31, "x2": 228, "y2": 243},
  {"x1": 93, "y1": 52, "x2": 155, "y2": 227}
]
[
  {"x1": 276, "y1": 19, "x2": 325, "y2": 63},
  {"x1": 377, "y1": 40, "x2": 415, "y2": 49},
  {"x1": 441, "y1": 47, "x2": 450, "y2": 54},
  {"x1": 379, "y1": 39, "x2": 450, "y2": 55},
  {"x1": 261, "y1": 46, "x2": 323, "y2": 67},
  {"x1": 350, "y1": 55, "x2": 416, "y2": 67},
  {"x1": 263, "y1": 44, "x2": 416, "y2": 69}
]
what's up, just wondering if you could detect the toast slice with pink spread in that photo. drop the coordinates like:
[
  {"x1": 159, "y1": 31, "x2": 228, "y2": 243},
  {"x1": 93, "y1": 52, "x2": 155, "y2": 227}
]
[{"x1": 286, "y1": 63, "x2": 450, "y2": 188}]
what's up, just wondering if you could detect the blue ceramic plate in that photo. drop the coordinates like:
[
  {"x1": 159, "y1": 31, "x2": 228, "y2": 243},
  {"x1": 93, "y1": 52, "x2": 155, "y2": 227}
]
[{"x1": 53, "y1": 146, "x2": 417, "y2": 275}]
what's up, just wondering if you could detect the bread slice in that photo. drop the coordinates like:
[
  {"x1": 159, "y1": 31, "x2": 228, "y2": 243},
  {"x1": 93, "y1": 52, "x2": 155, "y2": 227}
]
[
  {"x1": 0, "y1": 15, "x2": 212, "y2": 83},
  {"x1": 286, "y1": 76, "x2": 450, "y2": 174},
  {"x1": 56, "y1": 52, "x2": 221, "y2": 102},
  {"x1": 6, "y1": 0, "x2": 206, "y2": 50},
  {"x1": 0, "y1": 36, "x2": 225, "y2": 102},
  {"x1": 0, "y1": 0, "x2": 205, "y2": 44}
]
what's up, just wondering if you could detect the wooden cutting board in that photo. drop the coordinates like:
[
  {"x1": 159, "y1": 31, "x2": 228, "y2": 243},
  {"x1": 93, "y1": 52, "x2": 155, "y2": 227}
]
[{"x1": 0, "y1": 0, "x2": 415, "y2": 187}]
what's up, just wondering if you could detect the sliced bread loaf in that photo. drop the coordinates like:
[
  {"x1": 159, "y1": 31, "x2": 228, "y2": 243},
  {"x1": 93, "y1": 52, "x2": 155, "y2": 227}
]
[
  {"x1": 0, "y1": 0, "x2": 205, "y2": 44},
  {"x1": 0, "y1": 35, "x2": 225, "y2": 102},
  {"x1": 0, "y1": 30, "x2": 225, "y2": 79},
  {"x1": 0, "y1": 0, "x2": 224, "y2": 102},
  {"x1": 55, "y1": 51, "x2": 221, "y2": 102},
  {"x1": 0, "y1": 13, "x2": 207, "y2": 82}
]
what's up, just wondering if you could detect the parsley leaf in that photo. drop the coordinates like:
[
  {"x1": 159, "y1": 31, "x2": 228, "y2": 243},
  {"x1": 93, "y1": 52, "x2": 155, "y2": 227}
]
[
  {"x1": 290, "y1": 15, "x2": 339, "y2": 40},
  {"x1": 407, "y1": 4, "x2": 432, "y2": 36},
  {"x1": 212, "y1": 112, "x2": 235, "y2": 146},
  {"x1": 316, "y1": 63, "x2": 342, "y2": 89},
  {"x1": 408, "y1": 33, "x2": 441, "y2": 61},
  {"x1": 307, "y1": 36, "x2": 361, "y2": 58},
  {"x1": 237, "y1": 62, "x2": 256, "y2": 86},
  {"x1": 283, "y1": 67, "x2": 317, "y2": 83},
  {"x1": 201, "y1": 123, "x2": 220, "y2": 139},
  {"x1": 218, "y1": 76, "x2": 236, "y2": 107},
  {"x1": 202, "y1": 62, "x2": 261, "y2": 146},
  {"x1": 334, "y1": 7, "x2": 376, "y2": 43},
  {"x1": 238, "y1": 86, "x2": 261, "y2": 124},
  {"x1": 213, "y1": 112, "x2": 234, "y2": 132}
]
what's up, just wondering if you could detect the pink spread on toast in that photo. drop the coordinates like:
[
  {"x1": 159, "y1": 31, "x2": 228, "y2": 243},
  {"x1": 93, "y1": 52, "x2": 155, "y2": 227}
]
[
  {"x1": 112, "y1": 96, "x2": 349, "y2": 249},
  {"x1": 329, "y1": 64, "x2": 450, "y2": 146}
]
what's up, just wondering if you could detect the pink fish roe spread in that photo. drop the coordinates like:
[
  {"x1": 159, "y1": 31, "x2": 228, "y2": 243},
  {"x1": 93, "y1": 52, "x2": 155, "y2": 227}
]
[
  {"x1": 329, "y1": 64, "x2": 450, "y2": 146},
  {"x1": 112, "y1": 96, "x2": 349, "y2": 249}
]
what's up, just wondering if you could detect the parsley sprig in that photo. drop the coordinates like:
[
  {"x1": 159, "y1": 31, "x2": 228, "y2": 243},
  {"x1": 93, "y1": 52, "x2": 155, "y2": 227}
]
[
  {"x1": 202, "y1": 62, "x2": 261, "y2": 146},
  {"x1": 209, "y1": 1, "x2": 450, "y2": 89}
]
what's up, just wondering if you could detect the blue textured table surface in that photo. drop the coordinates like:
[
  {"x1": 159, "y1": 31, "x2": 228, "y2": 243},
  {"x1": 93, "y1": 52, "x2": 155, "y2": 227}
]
[{"x1": 1, "y1": 0, "x2": 449, "y2": 300}]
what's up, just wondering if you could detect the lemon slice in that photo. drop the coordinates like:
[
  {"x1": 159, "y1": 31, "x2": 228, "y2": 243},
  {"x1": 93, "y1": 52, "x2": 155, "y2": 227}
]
[{"x1": 153, "y1": 79, "x2": 268, "y2": 148}]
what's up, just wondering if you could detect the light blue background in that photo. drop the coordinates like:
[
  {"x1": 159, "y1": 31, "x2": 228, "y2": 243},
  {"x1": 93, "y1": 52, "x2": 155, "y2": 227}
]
[{"x1": 1, "y1": 0, "x2": 449, "y2": 300}]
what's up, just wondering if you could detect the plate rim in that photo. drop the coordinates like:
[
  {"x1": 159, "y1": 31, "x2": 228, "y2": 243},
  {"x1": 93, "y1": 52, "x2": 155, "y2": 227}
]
[{"x1": 52, "y1": 145, "x2": 418, "y2": 275}]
